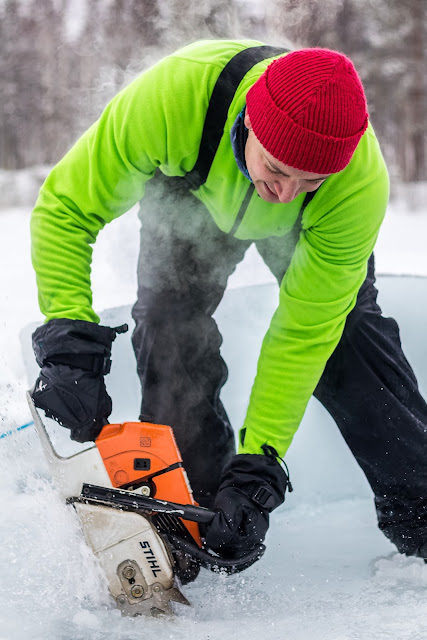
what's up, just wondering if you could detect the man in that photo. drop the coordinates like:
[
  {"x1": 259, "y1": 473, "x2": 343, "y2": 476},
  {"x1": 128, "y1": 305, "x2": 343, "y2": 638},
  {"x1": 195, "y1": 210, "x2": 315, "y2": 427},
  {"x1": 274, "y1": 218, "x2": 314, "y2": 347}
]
[{"x1": 31, "y1": 39, "x2": 427, "y2": 562}]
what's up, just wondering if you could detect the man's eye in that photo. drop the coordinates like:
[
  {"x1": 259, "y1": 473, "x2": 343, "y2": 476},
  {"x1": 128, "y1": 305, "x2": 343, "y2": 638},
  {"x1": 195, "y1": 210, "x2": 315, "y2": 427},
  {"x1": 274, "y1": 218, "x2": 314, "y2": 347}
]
[{"x1": 266, "y1": 165, "x2": 280, "y2": 174}]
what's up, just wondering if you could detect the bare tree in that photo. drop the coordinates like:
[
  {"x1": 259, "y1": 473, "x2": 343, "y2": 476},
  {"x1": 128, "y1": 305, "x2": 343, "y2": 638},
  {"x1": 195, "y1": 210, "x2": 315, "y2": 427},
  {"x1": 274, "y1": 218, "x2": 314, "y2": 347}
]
[
  {"x1": 266, "y1": 0, "x2": 427, "y2": 182},
  {"x1": 1, "y1": 0, "x2": 425, "y2": 182}
]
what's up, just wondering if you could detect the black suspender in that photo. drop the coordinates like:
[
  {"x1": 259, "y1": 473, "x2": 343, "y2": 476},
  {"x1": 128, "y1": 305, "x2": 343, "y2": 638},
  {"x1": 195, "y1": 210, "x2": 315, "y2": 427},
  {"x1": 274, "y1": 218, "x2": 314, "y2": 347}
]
[
  {"x1": 229, "y1": 186, "x2": 315, "y2": 238},
  {"x1": 185, "y1": 45, "x2": 288, "y2": 191},
  {"x1": 182, "y1": 43, "x2": 317, "y2": 238}
]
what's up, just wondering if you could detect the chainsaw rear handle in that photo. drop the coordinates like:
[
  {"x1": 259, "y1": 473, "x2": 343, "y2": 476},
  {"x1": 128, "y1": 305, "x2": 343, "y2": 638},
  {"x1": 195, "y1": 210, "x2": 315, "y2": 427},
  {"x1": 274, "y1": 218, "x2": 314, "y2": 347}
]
[{"x1": 168, "y1": 534, "x2": 266, "y2": 575}]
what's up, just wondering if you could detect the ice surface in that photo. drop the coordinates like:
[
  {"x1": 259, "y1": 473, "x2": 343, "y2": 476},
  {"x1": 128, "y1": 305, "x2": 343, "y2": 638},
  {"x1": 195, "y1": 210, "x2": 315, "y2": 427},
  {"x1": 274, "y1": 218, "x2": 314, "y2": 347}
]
[{"x1": 1, "y1": 194, "x2": 427, "y2": 639}]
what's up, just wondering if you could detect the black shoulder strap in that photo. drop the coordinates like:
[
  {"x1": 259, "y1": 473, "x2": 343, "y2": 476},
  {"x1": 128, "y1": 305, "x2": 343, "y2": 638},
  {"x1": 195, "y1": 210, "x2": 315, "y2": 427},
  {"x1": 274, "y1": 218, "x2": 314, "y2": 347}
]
[
  {"x1": 228, "y1": 185, "x2": 316, "y2": 238},
  {"x1": 185, "y1": 45, "x2": 288, "y2": 191},
  {"x1": 300, "y1": 189, "x2": 316, "y2": 215}
]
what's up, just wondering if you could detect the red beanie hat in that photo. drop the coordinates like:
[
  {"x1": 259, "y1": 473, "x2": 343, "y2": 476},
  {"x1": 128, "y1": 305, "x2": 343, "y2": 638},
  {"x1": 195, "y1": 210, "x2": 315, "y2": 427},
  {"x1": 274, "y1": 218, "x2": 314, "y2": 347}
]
[{"x1": 246, "y1": 48, "x2": 369, "y2": 174}]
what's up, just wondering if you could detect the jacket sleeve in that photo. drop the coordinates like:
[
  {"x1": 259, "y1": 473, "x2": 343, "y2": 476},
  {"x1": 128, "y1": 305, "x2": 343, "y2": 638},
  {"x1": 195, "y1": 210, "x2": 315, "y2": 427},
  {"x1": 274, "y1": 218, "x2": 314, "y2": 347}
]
[
  {"x1": 239, "y1": 126, "x2": 390, "y2": 458},
  {"x1": 31, "y1": 54, "x2": 210, "y2": 322}
]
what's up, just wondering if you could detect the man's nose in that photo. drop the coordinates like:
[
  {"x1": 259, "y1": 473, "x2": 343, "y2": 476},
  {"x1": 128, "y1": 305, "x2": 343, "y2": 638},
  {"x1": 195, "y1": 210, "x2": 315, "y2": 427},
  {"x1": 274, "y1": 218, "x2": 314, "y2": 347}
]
[{"x1": 275, "y1": 179, "x2": 299, "y2": 203}]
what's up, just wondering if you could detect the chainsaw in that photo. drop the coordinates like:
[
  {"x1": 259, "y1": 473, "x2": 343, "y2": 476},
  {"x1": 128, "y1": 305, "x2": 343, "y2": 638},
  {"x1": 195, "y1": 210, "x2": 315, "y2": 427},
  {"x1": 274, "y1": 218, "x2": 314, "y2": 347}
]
[{"x1": 26, "y1": 392, "x2": 264, "y2": 616}]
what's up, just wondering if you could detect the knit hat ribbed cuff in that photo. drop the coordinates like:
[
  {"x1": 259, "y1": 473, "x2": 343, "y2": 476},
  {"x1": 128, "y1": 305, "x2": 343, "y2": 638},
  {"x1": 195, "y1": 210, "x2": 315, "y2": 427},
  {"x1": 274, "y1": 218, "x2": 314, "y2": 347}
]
[{"x1": 246, "y1": 62, "x2": 369, "y2": 174}]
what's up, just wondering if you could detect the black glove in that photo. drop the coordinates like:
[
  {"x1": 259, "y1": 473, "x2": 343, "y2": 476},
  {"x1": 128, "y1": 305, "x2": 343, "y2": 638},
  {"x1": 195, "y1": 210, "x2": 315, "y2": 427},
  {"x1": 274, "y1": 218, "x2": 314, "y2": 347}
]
[
  {"x1": 31, "y1": 318, "x2": 127, "y2": 442},
  {"x1": 205, "y1": 446, "x2": 292, "y2": 559}
]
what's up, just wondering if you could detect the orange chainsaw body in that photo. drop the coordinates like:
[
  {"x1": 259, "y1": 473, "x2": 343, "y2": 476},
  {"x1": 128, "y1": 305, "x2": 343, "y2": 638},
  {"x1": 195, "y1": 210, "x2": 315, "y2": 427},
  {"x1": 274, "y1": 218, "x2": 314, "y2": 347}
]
[{"x1": 96, "y1": 421, "x2": 201, "y2": 545}]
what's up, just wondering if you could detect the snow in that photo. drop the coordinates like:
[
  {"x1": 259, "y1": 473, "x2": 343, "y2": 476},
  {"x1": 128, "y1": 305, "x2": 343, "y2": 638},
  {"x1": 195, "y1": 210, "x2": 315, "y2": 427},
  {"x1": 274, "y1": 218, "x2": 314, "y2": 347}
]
[
  {"x1": 374, "y1": 198, "x2": 427, "y2": 277},
  {"x1": 0, "y1": 166, "x2": 50, "y2": 209},
  {"x1": 1, "y1": 175, "x2": 427, "y2": 639}
]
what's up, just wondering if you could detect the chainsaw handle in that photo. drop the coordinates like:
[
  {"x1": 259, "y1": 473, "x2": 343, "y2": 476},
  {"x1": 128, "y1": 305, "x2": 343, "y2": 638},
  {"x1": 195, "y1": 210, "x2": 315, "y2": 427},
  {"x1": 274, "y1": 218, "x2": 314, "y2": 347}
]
[
  {"x1": 168, "y1": 534, "x2": 266, "y2": 575},
  {"x1": 177, "y1": 503, "x2": 215, "y2": 524},
  {"x1": 80, "y1": 483, "x2": 216, "y2": 523}
]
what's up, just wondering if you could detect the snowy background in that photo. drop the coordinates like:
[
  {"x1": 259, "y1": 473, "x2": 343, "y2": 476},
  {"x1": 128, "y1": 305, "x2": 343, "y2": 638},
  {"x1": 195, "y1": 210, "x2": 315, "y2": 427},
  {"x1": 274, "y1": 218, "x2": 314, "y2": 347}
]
[{"x1": 1, "y1": 171, "x2": 427, "y2": 639}]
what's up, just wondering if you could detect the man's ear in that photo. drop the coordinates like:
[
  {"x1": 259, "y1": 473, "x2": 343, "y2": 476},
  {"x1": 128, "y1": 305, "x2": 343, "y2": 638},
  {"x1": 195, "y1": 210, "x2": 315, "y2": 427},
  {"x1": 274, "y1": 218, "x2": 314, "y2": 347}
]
[{"x1": 244, "y1": 111, "x2": 252, "y2": 130}]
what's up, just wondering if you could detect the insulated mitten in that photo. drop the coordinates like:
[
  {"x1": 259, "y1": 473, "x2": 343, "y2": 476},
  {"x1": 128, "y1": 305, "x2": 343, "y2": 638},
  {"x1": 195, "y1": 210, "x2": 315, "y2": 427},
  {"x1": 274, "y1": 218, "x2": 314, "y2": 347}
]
[
  {"x1": 31, "y1": 319, "x2": 127, "y2": 442},
  {"x1": 205, "y1": 447, "x2": 291, "y2": 559}
]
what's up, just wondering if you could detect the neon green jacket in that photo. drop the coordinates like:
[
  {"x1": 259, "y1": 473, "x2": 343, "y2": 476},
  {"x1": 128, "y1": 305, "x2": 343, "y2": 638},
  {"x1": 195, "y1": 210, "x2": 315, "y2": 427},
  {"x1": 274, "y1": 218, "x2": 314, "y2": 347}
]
[{"x1": 31, "y1": 39, "x2": 389, "y2": 458}]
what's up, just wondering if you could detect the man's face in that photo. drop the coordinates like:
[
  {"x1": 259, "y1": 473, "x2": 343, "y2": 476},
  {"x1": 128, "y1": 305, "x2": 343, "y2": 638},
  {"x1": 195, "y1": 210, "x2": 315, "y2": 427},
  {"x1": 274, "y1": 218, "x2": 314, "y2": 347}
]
[{"x1": 244, "y1": 113, "x2": 332, "y2": 204}]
